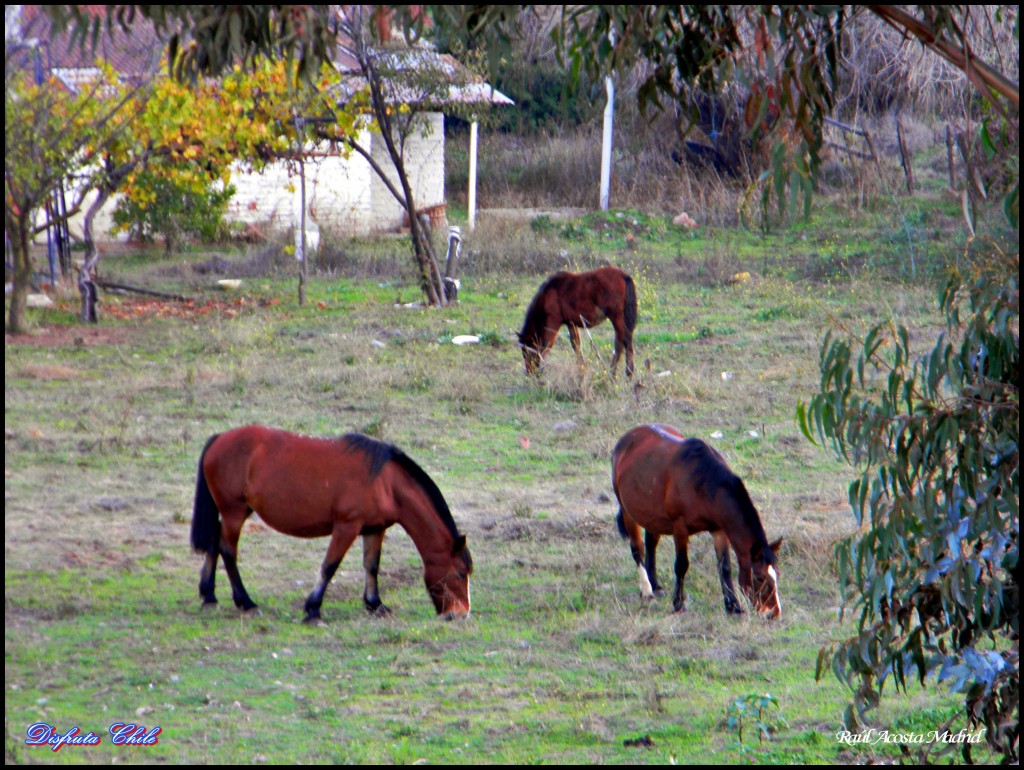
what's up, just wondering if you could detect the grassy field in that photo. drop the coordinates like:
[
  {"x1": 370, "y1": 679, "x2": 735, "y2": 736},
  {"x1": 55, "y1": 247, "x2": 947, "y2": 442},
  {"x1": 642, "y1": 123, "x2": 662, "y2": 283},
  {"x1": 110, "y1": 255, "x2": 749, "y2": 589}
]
[{"x1": 5, "y1": 204, "x2": 988, "y2": 764}]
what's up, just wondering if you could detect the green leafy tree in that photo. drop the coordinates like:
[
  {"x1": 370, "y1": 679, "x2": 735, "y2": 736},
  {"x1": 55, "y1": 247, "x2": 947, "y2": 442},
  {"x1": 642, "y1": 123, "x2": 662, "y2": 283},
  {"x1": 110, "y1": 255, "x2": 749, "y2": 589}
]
[
  {"x1": 801, "y1": 240, "x2": 1018, "y2": 761},
  {"x1": 5, "y1": 58, "x2": 140, "y2": 332},
  {"x1": 63, "y1": 59, "x2": 307, "y2": 323},
  {"x1": 8, "y1": 8, "x2": 352, "y2": 325}
]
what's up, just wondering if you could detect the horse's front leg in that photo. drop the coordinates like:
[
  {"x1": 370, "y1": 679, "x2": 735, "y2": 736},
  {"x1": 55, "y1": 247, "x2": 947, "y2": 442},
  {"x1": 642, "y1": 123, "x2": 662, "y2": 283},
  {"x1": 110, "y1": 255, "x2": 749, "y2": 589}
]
[
  {"x1": 713, "y1": 532, "x2": 743, "y2": 615},
  {"x1": 361, "y1": 529, "x2": 392, "y2": 616},
  {"x1": 671, "y1": 532, "x2": 691, "y2": 613},
  {"x1": 214, "y1": 511, "x2": 256, "y2": 614},
  {"x1": 303, "y1": 523, "x2": 359, "y2": 624}
]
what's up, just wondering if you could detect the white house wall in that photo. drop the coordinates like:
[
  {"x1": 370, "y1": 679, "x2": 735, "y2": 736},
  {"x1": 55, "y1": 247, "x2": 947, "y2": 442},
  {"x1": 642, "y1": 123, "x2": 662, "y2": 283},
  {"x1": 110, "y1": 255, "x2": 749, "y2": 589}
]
[
  {"x1": 46, "y1": 118, "x2": 444, "y2": 245},
  {"x1": 226, "y1": 126, "x2": 373, "y2": 237},
  {"x1": 370, "y1": 112, "x2": 445, "y2": 231}
]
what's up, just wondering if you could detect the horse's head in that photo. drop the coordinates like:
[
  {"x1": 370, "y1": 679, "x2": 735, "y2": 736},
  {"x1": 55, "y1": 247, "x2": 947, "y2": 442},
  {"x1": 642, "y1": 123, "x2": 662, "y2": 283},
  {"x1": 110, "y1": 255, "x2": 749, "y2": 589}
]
[
  {"x1": 519, "y1": 334, "x2": 543, "y2": 375},
  {"x1": 747, "y1": 538, "x2": 783, "y2": 619},
  {"x1": 425, "y1": 536, "x2": 473, "y2": 620}
]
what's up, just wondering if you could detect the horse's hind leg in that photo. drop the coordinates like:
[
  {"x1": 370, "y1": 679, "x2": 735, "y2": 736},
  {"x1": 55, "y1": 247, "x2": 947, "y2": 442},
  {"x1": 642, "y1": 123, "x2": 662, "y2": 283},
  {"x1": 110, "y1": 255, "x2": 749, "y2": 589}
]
[
  {"x1": 198, "y1": 550, "x2": 219, "y2": 607},
  {"x1": 303, "y1": 523, "x2": 359, "y2": 624},
  {"x1": 609, "y1": 316, "x2": 634, "y2": 378},
  {"x1": 644, "y1": 530, "x2": 665, "y2": 594},
  {"x1": 618, "y1": 509, "x2": 655, "y2": 600},
  {"x1": 219, "y1": 512, "x2": 259, "y2": 613},
  {"x1": 361, "y1": 529, "x2": 392, "y2": 616},
  {"x1": 610, "y1": 338, "x2": 623, "y2": 377}
]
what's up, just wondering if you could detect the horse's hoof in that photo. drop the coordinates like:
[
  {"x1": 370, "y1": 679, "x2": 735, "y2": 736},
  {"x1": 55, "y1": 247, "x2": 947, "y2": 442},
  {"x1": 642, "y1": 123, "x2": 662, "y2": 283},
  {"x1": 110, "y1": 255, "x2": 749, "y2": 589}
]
[
  {"x1": 241, "y1": 607, "x2": 263, "y2": 618},
  {"x1": 201, "y1": 600, "x2": 219, "y2": 611},
  {"x1": 302, "y1": 615, "x2": 327, "y2": 627},
  {"x1": 372, "y1": 604, "x2": 393, "y2": 618},
  {"x1": 672, "y1": 606, "x2": 688, "y2": 614}
]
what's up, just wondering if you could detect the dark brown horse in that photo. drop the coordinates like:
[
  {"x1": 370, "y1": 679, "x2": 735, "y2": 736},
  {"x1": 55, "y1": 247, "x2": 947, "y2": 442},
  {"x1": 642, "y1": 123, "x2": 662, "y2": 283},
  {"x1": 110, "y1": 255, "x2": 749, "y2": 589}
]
[
  {"x1": 611, "y1": 424, "x2": 782, "y2": 618},
  {"x1": 190, "y1": 426, "x2": 472, "y2": 623},
  {"x1": 518, "y1": 266, "x2": 637, "y2": 377}
]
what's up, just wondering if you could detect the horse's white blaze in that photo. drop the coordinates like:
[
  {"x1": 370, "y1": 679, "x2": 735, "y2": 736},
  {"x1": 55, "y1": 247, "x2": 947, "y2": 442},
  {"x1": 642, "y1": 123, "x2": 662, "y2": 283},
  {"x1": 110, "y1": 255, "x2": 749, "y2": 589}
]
[
  {"x1": 767, "y1": 565, "x2": 781, "y2": 613},
  {"x1": 638, "y1": 565, "x2": 655, "y2": 598}
]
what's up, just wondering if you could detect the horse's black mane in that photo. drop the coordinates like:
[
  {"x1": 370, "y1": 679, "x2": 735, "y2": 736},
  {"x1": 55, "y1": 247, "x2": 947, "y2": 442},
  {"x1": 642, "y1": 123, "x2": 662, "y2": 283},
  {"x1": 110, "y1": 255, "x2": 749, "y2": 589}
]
[
  {"x1": 518, "y1": 272, "x2": 568, "y2": 344},
  {"x1": 677, "y1": 439, "x2": 772, "y2": 554},
  {"x1": 341, "y1": 434, "x2": 464, "y2": 544}
]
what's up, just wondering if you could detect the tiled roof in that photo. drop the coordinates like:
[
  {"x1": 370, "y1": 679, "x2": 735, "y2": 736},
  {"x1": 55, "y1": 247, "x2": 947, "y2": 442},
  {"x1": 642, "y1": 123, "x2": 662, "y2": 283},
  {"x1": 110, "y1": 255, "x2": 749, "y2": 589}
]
[
  {"x1": 11, "y1": 6, "x2": 165, "y2": 85},
  {"x1": 9, "y1": 7, "x2": 512, "y2": 107}
]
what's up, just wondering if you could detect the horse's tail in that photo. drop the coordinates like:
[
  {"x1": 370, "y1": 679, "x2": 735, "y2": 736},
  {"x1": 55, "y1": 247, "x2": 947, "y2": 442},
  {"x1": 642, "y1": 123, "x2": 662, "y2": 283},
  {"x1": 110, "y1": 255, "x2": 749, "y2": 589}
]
[
  {"x1": 611, "y1": 436, "x2": 629, "y2": 539},
  {"x1": 190, "y1": 433, "x2": 222, "y2": 556},
  {"x1": 615, "y1": 507, "x2": 629, "y2": 539},
  {"x1": 623, "y1": 273, "x2": 638, "y2": 334}
]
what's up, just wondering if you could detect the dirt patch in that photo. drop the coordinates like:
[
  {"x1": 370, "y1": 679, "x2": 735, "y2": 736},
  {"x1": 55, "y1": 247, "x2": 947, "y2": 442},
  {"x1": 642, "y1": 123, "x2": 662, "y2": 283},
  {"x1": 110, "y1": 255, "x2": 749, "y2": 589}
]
[
  {"x1": 5, "y1": 324, "x2": 133, "y2": 348},
  {"x1": 5, "y1": 296, "x2": 270, "y2": 347}
]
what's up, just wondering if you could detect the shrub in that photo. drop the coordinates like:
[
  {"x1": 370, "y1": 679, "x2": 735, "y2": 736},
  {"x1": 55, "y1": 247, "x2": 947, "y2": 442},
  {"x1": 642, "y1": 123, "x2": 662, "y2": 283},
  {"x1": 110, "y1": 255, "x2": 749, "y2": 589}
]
[{"x1": 112, "y1": 165, "x2": 234, "y2": 253}]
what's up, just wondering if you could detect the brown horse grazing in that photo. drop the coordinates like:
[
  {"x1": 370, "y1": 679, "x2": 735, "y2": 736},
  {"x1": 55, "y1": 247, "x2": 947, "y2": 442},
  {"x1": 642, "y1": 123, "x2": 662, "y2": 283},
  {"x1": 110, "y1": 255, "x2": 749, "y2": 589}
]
[
  {"x1": 611, "y1": 424, "x2": 782, "y2": 618},
  {"x1": 190, "y1": 426, "x2": 472, "y2": 623},
  {"x1": 518, "y1": 266, "x2": 637, "y2": 377}
]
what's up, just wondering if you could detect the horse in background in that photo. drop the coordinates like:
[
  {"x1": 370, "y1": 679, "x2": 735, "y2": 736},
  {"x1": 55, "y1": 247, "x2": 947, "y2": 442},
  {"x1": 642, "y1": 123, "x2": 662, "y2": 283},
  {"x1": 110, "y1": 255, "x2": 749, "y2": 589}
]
[
  {"x1": 611, "y1": 424, "x2": 782, "y2": 619},
  {"x1": 518, "y1": 266, "x2": 637, "y2": 377},
  {"x1": 190, "y1": 425, "x2": 472, "y2": 623}
]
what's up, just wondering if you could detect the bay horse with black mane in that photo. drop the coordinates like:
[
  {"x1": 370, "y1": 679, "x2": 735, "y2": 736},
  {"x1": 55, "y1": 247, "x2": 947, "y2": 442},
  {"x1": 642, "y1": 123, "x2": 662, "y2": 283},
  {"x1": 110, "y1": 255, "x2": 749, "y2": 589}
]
[
  {"x1": 611, "y1": 424, "x2": 782, "y2": 618},
  {"x1": 518, "y1": 266, "x2": 637, "y2": 377},
  {"x1": 190, "y1": 425, "x2": 472, "y2": 623}
]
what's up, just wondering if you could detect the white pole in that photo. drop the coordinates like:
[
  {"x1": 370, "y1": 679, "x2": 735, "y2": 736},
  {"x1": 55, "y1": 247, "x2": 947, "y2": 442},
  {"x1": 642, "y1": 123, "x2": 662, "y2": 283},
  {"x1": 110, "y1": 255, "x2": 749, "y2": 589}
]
[
  {"x1": 600, "y1": 74, "x2": 614, "y2": 211},
  {"x1": 468, "y1": 119, "x2": 479, "y2": 231}
]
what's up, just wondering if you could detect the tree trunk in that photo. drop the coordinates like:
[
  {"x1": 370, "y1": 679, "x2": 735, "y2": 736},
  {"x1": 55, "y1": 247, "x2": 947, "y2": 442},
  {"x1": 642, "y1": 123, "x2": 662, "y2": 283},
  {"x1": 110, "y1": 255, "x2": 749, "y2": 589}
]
[
  {"x1": 407, "y1": 201, "x2": 446, "y2": 306},
  {"x1": 79, "y1": 189, "x2": 111, "y2": 324},
  {"x1": 358, "y1": 39, "x2": 450, "y2": 307},
  {"x1": 6, "y1": 214, "x2": 32, "y2": 333}
]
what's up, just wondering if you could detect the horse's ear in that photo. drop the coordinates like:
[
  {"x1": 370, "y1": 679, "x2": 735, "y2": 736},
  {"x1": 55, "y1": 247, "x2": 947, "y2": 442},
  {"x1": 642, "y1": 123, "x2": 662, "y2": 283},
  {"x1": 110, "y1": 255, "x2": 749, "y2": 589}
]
[
  {"x1": 451, "y1": 535, "x2": 473, "y2": 573},
  {"x1": 451, "y1": 535, "x2": 467, "y2": 555},
  {"x1": 768, "y1": 537, "x2": 783, "y2": 554}
]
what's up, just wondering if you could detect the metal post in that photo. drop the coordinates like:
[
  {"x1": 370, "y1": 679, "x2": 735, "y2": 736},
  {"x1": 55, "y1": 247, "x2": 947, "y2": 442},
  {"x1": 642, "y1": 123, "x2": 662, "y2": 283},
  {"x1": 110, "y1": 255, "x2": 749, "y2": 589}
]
[
  {"x1": 600, "y1": 76, "x2": 614, "y2": 211},
  {"x1": 600, "y1": 29, "x2": 615, "y2": 211},
  {"x1": 468, "y1": 120, "x2": 478, "y2": 230}
]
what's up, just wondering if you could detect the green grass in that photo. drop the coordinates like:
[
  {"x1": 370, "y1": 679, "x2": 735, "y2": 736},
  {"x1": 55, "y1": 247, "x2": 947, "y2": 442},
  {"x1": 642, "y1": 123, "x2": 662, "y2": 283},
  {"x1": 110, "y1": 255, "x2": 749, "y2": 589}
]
[{"x1": 5, "y1": 196, "x2": 996, "y2": 764}]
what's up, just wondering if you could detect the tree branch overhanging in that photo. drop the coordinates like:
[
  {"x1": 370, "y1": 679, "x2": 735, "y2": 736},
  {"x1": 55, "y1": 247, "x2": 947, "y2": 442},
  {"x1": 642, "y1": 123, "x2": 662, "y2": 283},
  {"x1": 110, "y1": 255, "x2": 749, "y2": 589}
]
[{"x1": 867, "y1": 5, "x2": 1019, "y2": 110}]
